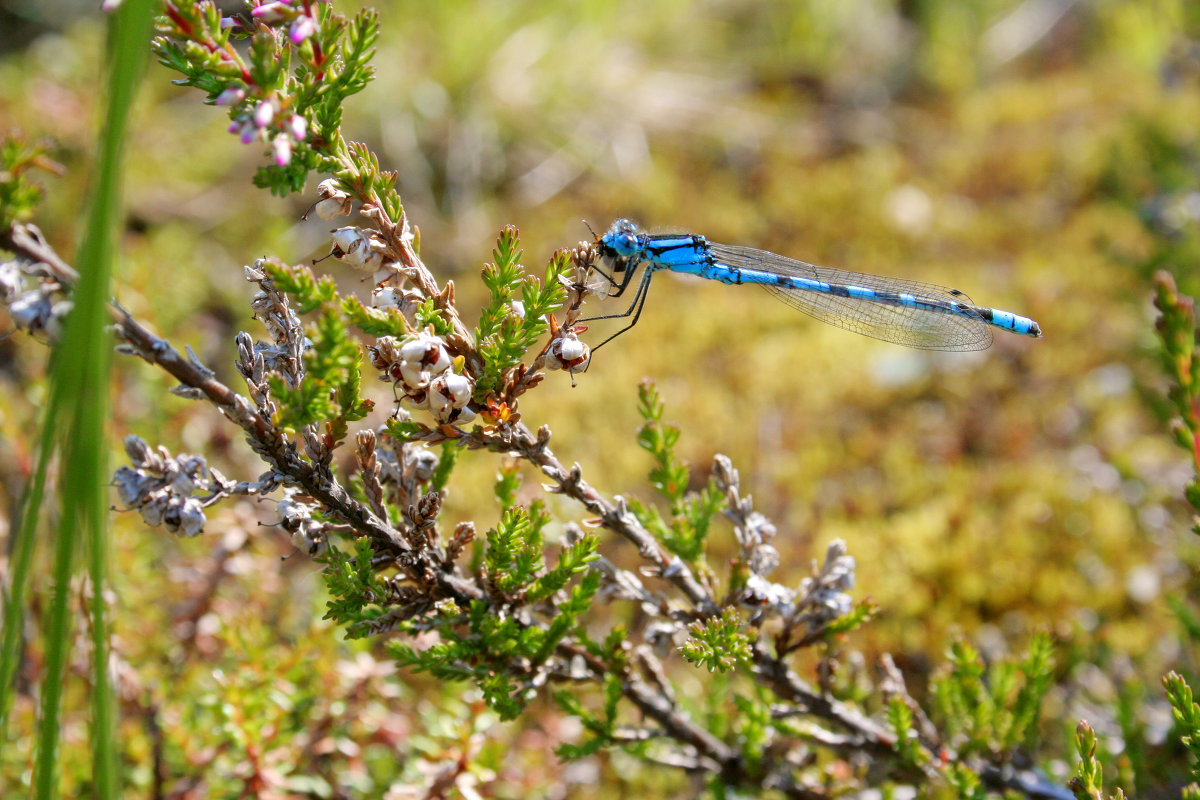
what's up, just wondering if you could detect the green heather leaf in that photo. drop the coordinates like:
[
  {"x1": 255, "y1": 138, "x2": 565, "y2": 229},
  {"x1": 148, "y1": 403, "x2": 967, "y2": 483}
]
[
  {"x1": 430, "y1": 442, "x2": 460, "y2": 493},
  {"x1": 1166, "y1": 671, "x2": 1200, "y2": 774},
  {"x1": 484, "y1": 504, "x2": 548, "y2": 597},
  {"x1": 527, "y1": 538, "x2": 599, "y2": 604},
  {"x1": 473, "y1": 229, "x2": 566, "y2": 396},
  {"x1": 414, "y1": 297, "x2": 453, "y2": 336},
  {"x1": 322, "y1": 538, "x2": 388, "y2": 624},
  {"x1": 823, "y1": 599, "x2": 879, "y2": 636},
  {"x1": 263, "y1": 261, "x2": 338, "y2": 312},
  {"x1": 332, "y1": 10, "x2": 380, "y2": 96},
  {"x1": 680, "y1": 609, "x2": 752, "y2": 673},
  {"x1": 1010, "y1": 632, "x2": 1054, "y2": 748},
  {"x1": 944, "y1": 763, "x2": 985, "y2": 800},
  {"x1": 733, "y1": 692, "x2": 771, "y2": 771},
  {"x1": 1070, "y1": 720, "x2": 1105, "y2": 799},
  {"x1": 0, "y1": 138, "x2": 57, "y2": 229},
  {"x1": 493, "y1": 461, "x2": 521, "y2": 508},
  {"x1": 384, "y1": 417, "x2": 430, "y2": 443},
  {"x1": 885, "y1": 696, "x2": 929, "y2": 770},
  {"x1": 343, "y1": 295, "x2": 411, "y2": 337},
  {"x1": 247, "y1": 28, "x2": 284, "y2": 92}
]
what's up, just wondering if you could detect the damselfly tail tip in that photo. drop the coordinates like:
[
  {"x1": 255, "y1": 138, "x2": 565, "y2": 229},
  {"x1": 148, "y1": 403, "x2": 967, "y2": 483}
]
[{"x1": 1028, "y1": 320, "x2": 1043, "y2": 338}]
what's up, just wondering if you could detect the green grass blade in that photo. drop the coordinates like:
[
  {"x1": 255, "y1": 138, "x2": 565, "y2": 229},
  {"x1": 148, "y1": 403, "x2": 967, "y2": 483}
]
[
  {"x1": 25, "y1": 2, "x2": 156, "y2": 798},
  {"x1": 0, "y1": 409, "x2": 56, "y2": 736}
]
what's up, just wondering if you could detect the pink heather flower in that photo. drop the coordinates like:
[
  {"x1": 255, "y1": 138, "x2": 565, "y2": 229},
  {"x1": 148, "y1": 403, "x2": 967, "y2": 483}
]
[
  {"x1": 215, "y1": 87, "x2": 246, "y2": 106},
  {"x1": 253, "y1": 101, "x2": 275, "y2": 129},
  {"x1": 101, "y1": 0, "x2": 124, "y2": 11},
  {"x1": 273, "y1": 136, "x2": 292, "y2": 166},
  {"x1": 288, "y1": 114, "x2": 307, "y2": 141},
  {"x1": 238, "y1": 122, "x2": 258, "y2": 144},
  {"x1": 251, "y1": 2, "x2": 291, "y2": 22},
  {"x1": 289, "y1": 15, "x2": 317, "y2": 44}
]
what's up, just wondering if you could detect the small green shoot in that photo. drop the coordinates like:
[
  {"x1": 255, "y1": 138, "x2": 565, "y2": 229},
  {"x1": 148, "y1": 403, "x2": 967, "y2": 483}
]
[{"x1": 680, "y1": 608, "x2": 752, "y2": 673}]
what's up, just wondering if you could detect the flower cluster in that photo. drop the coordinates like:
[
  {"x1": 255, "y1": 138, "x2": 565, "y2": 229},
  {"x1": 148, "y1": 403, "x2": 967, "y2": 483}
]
[
  {"x1": 113, "y1": 436, "x2": 213, "y2": 537},
  {"x1": 543, "y1": 326, "x2": 591, "y2": 373},
  {"x1": 248, "y1": 0, "x2": 324, "y2": 45},
  {"x1": 793, "y1": 539, "x2": 857, "y2": 627},
  {"x1": 1, "y1": 258, "x2": 73, "y2": 342},
  {"x1": 368, "y1": 332, "x2": 476, "y2": 424},
  {"x1": 275, "y1": 488, "x2": 329, "y2": 557},
  {"x1": 370, "y1": 280, "x2": 424, "y2": 325},
  {"x1": 740, "y1": 535, "x2": 856, "y2": 627},
  {"x1": 711, "y1": 453, "x2": 856, "y2": 629},
  {"x1": 223, "y1": 94, "x2": 309, "y2": 167},
  {"x1": 243, "y1": 259, "x2": 309, "y2": 390},
  {"x1": 329, "y1": 226, "x2": 391, "y2": 273}
]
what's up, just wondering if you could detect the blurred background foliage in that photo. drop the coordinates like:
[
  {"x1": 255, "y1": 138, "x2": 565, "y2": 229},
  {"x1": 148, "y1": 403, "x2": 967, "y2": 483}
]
[{"x1": 1, "y1": 0, "x2": 1199, "y2": 795}]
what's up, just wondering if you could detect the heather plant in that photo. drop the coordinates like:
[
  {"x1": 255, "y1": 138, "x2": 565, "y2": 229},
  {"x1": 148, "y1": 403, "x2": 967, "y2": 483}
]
[
  {"x1": 1063, "y1": 274, "x2": 1200, "y2": 800},
  {"x1": 3, "y1": 1, "x2": 1200, "y2": 799}
]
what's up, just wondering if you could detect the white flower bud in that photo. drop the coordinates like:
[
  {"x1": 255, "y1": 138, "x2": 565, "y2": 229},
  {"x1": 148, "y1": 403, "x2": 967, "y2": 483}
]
[
  {"x1": 314, "y1": 178, "x2": 353, "y2": 220},
  {"x1": 214, "y1": 86, "x2": 245, "y2": 106},
  {"x1": 113, "y1": 465, "x2": 148, "y2": 507},
  {"x1": 42, "y1": 300, "x2": 72, "y2": 343},
  {"x1": 371, "y1": 285, "x2": 399, "y2": 309},
  {"x1": 140, "y1": 498, "x2": 166, "y2": 527},
  {"x1": 176, "y1": 498, "x2": 207, "y2": 537},
  {"x1": 289, "y1": 15, "x2": 317, "y2": 45},
  {"x1": 559, "y1": 336, "x2": 586, "y2": 361},
  {"x1": 9, "y1": 290, "x2": 52, "y2": 332},
  {"x1": 329, "y1": 226, "x2": 388, "y2": 271},
  {"x1": 397, "y1": 334, "x2": 451, "y2": 389},
  {"x1": 545, "y1": 332, "x2": 591, "y2": 373},
  {"x1": 331, "y1": 226, "x2": 366, "y2": 253},
  {"x1": 291, "y1": 524, "x2": 328, "y2": 557},
  {"x1": 251, "y1": 1, "x2": 290, "y2": 22},
  {"x1": 428, "y1": 371, "x2": 474, "y2": 422},
  {"x1": 0, "y1": 260, "x2": 23, "y2": 302},
  {"x1": 371, "y1": 283, "x2": 422, "y2": 324}
]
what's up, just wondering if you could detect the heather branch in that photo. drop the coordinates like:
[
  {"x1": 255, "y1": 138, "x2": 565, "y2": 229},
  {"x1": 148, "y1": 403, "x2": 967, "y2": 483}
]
[
  {"x1": 102, "y1": 295, "x2": 481, "y2": 605},
  {"x1": 2, "y1": 222, "x2": 78, "y2": 288},
  {"x1": 751, "y1": 642, "x2": 905, "y2": 761},
  {"x1": 403, "y1": 418, "x2": 719, "y2": 616},
  {"x1": 553, "y1": 642, "x2": 743, "y2": 780}
]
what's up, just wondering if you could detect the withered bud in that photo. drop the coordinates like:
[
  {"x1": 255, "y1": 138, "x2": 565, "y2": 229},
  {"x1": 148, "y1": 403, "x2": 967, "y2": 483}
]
[
  {"x1": 414, "y1": 490, "x2": 443, "y2": 524},
  {"x1": 356, "y1": 429, "x2": 378, "y2": 470},
  {"x1": 446, "y1": 521, "x2": 475, "y2": 563}
]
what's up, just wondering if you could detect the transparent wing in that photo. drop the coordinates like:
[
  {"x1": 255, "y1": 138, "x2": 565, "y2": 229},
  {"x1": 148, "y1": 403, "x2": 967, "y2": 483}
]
[
  {"x1": 708, "y1": 243, "x2": 993, "y2": 352},
  {"x1": 586, "y1": 254, "x2": 639, "y2": 299},
  {"x1": 586, "y1": 269, "x2": 620, "y2": 298}
]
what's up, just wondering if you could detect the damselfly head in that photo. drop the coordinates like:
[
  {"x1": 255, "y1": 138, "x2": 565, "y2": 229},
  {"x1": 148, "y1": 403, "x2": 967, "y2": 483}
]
[{"x1": 598, "y1": 219, "x2": 642, "y2": 261}]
